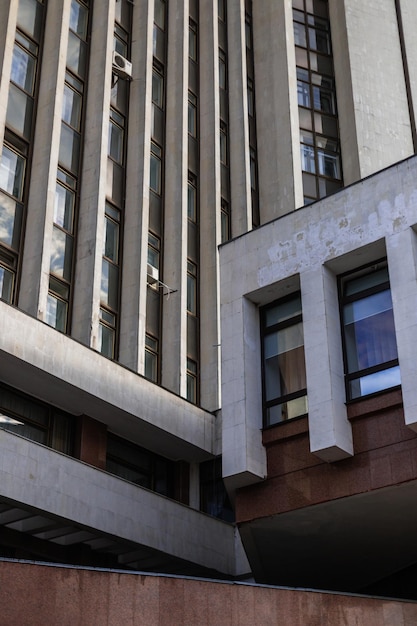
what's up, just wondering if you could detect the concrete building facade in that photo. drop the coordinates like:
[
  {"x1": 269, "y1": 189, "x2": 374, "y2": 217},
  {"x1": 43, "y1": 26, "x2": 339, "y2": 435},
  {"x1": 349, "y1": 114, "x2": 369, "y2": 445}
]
[{"x1": 1, "y1": 0, "x2": 417, "y2": 605}]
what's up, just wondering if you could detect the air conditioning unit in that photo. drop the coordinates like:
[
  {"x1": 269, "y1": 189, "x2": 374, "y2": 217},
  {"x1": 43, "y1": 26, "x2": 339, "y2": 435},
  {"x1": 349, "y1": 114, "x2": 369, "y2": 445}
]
[
  {"x1": 112, "y1": 50, "x2": 132, "y2": 79},
  {"x1": 147, "y1": 264, "x2": 159, "y2": 285}
]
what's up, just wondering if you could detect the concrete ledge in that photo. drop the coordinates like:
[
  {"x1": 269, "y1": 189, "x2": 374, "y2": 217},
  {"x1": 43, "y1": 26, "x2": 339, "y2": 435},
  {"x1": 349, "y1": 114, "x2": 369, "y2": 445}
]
[
  {"x1": 0, "y1": 301, "x2": 215, "y2": 461},
  {"x1": 0, "y1": 431, "x2": 241, "y2": 575}
]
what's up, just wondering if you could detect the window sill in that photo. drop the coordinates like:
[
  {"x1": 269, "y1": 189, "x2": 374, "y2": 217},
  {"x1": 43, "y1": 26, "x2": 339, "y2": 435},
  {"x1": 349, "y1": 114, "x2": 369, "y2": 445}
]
[
  {"x1": 347, "y1": 387, "x2": 402, "y2": 420},
  {"x1": 262, "y1": 415, "x2": 309, "y2": 445}
]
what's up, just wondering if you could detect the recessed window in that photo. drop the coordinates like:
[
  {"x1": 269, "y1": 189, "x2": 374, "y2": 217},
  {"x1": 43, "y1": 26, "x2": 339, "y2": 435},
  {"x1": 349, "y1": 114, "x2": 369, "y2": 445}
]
[
  {"x1": 340, "y1": 260, "x2": 400, "y2": 400},
  {"x1": 145, "y1": 334, "x2": 158, "y2": 382},
  {"x1": 261, "y1": 293, "x2": 308, "y2": 426}
]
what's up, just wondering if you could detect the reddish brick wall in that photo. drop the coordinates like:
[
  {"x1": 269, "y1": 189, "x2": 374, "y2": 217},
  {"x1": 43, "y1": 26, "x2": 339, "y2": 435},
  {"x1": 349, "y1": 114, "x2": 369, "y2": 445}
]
[
  {"x1": 236, "y1": 390, "x2": 417, "y2": 523},
  {"x1": 1, "y1": 560, "x2": 416, "y2": 625}
]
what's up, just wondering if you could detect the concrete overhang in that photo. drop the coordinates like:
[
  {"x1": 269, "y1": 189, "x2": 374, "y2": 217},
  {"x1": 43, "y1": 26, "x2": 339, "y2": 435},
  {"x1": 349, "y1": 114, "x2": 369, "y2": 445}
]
[
  {"x1": 238, "y1": 480, "x2": 417, "y2": 593},
  {"x1": 0, "y1": 430, "x2": 249, "y2": 577},
  {"x1": 0, "y1": 301, "x2": 215, "y2": 461}
]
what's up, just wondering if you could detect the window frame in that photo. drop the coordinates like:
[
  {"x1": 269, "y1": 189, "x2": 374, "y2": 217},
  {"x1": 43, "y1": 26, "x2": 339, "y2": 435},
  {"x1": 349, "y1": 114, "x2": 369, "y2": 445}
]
[
  {"x1": 260, "y1": 292, "x2": 308, "y2": 427},
  {"x1": 339, "y1": 259, "x2": 401, "y2": 402}
]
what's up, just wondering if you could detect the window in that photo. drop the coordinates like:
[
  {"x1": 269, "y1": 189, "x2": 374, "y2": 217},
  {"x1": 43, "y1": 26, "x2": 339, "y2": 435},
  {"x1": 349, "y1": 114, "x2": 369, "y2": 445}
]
[
  {"x1": 220, "y1": 122, "x2": 228, "y2": 165},
  {"x1": 152, "y1": 67, "x2": 164, "y2": 108},
  {"x1": 220, "y1": 199, "x2": 230, "y2": 243},
  {"x1": 261, "y1": 293, "x2": 308, "y2": 426},
  {"x1": 145, "y1": 334, "x2": 158, "y2": 382},
  {"x1": 340, "y1": 260, "x2": 400, "y2": 400},
  {"x1": 218, "y1": 50, "x2": 227, "y2": 90},
  {"x1": 186, "y1": 358, "x2": 198, "y2": 403},
  {"x1": 200, "y1": 457, "x2": 234, "y2": 521},
  {"x1": 0, "y1": 382, "x2": 73, "y2": 454},
  {"x1": 187, "y1": 175, "x2": 197, "y2": 222},
  {"x1": 106, "y1": 434, "x2": 175, "y2": 497},
  {"x1": 150, "y1": 142, "x2": 162, "y2": 194},
  {"x1": 188, "y1": 91, "x2": 197, "y2": 137},
  {"x1": 293, "y1": 0, "x2": 342, "y2": 203},
  {"x1": 187, "y1": 260, "x2": 197, "y2": 314},
  {"x1": 108, "y1": 109, "x2": 125, "y2": 165},
  {"x1": 189, "y1": 19, "x2": 197, "y2": 61}
]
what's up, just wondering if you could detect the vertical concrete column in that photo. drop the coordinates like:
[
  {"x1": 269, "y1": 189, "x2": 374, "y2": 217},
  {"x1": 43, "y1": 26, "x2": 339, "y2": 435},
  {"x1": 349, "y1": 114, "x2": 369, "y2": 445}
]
[
  {"x1": 0, "y1": 0, "x2": 18, "y2": 146},
  {"x1": 161, "y1": 0, "x2": 189, "y2": 395},
  {"x1": 199, "y1": 0, "x2": 221, "y2": 411},
  {"x1": 19, "y1": 0, "x2": 69, "y2": 318},
  {"x1": 221, "y1": 289, "x2": 265, "y2": 492},
  {"x1": 227, "y1": 0, "x2": 251, "y2": 237},
  {"x1": 329, "y1": 0, "x2": 413, "y2": 185},
  {"x1": 188, "y1": 462, "x2": 200, "y2": 510},
  {"x1": 386, "y1": 228, "x2": 417, "y2": 431},
  {"x1": 118, "y1": 0, "x2": 154, "y2": 372},
  {"x1": 71, "y1": 0, "x2": 114, "y2": 348},
  {"x1": 397, "y1": 0, "x2": 417, "y2": 148},
  {"x1": 252, "y1": 0, "x2": 303, "y2": 222},
  {"x1": 75, "y1": 415, "x2": 107, "y2": 470},
  {"x1": 301, "y1": 266, "x2": 353, "y2": 462}
]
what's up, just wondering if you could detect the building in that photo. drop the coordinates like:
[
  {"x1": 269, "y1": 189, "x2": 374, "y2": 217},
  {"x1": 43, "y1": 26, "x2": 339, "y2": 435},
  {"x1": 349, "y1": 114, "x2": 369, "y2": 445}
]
[{"x1": 1, "y1": 0, "x2": 417, "y2": 605}]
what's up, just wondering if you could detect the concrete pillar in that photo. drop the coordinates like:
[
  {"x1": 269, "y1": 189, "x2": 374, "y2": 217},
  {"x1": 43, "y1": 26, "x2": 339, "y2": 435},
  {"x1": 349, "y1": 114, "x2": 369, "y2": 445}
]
[
  {"x1": 71, "y1": 0, "x2": 114, "y2": 348},
  {"x1": 118, "y1": 0, "x2": 154, "y2": 373},
  {"x1": 252, "y1": 0, "x2": 303, "y2": 221},
  {"x1": 329, "y1": 0, "x2": 413, "y2": 185},
  {"x1": 75, "y1": 415, "x2": 107, "y2": 470},
  {"x1": 161, "y1": 0, "x2": 189, "y2": 395},
  {"x1": 221, "y1": 294, "x2": 266, "y2": 492},
  {"x1": 0, "y1": 0, "x2": 18, "y2": 146},
  {"x1": 386, "y1": 228, "x2": 417, "y2": 431},
  {"x1": 199, "y1": 0, "x2": 221, "y2": 411},
  {"x1": 397, "y1": 0, "x2": 417, "y2": 148},
  {"x1": 301, "y1": 266, "x2": 353, "y2": 462},
  {"x1": 19, "y1": 0, "x2": 69, "y2": 319},
  {"x1": 227, "y1": 0, "x2": 252, "y2": 237}
]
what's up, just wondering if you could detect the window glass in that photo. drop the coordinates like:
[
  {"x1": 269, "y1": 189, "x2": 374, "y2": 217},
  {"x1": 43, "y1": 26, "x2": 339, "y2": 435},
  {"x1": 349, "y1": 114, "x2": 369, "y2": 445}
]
[
  {"x1": 108, "y1": 117, "x2": 124, "y2": 163},
  {"x1": 186, "y1": 358, "x2": 197, "y2": 403},
  {"x1": 100, "y1": 259, "x2": 119, "y2": 310},
  {"x1": 6, "y1": 83, "x2": 34, "y2": 139},
  {"x1": 11, "y1": 44, "x2": 36, "y2": 94},
  {"x1": 341, "y1": 263, "x2": 400, "y2": 400},
  {"x1": 50, "y1": 226, "x2": 73, "y2": 281},
  {"x1": 187, "y1": 179, "x2": 196, "y2": 221},
  {"x1": 104, "y1": 215, "x2": 119, "y2": 262},
  {"x1": 99, "y1": 321, "x2": 115, "y2": 359},
  {"x1": 154, "y1": 0, "x2": 165, "y2": 30},
  {"x1": 69, "y1": 0, "x2": 88, "y2": 38},
  {"x1": 0, "y1": 265, "x2": 14, "y2": 302},
  {"x1": 46, "y1": 292, "x2": 68, "y2": 332},
  {"x1": 262, "y1": 293, "x2": 307, "y2": 426},
  {"x1": 66, "y1": 31, "x2": 87, "y2": 78},
  {"x1": 150, "y1": 146, "x2": 162, "y2": 194},
  {"x1": 0, "y1": 147, "x2": 25, "y2": 201},
  {"x1": 62, "y1": 84, "x2": 82, "y2": 130},
  {"x1": 188, "y1": 92, "x2": 197, "y2": 136},
  {"x1": 54, "y1": 181, "x2": 74, "y2": 231},
  {"x1": 145, "y1": 334, "x2": 158, "y2": 382},
  {"x1": 0, "y1": 192, "x2": 23, "y2": 250},
  {"x1": 187, "y1": 261, "x2": 197, "y2": 314},
  {"x1": 17, "y1": 0, "x2": 44, "y2": 41},
  {"x1": 152, "y1": 69, "x2": 164, "y2": 107},
  {"x1": 59, "y1": 123, "x2": 80, "y2": 173},
  {"x1": 189, "y1": 23, "x2": 197, "y2": 60}
]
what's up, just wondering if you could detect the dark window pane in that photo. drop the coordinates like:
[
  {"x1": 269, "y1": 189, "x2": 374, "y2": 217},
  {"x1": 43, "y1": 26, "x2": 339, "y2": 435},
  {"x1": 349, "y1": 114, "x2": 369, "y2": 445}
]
[{"x1": 0, "y1": 265, "x2": 14, "y2": 302}]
